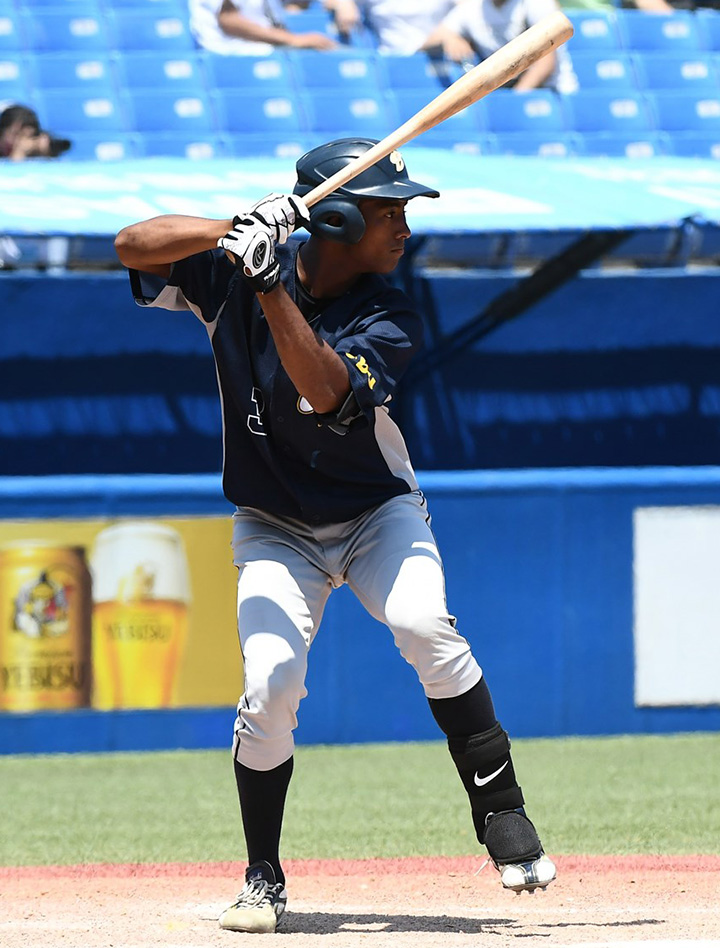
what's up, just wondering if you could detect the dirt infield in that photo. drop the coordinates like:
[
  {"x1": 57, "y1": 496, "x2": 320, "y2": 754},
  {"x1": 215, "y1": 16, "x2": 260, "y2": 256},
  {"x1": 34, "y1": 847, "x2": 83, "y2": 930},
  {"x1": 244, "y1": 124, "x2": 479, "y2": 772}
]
[{"x1": 1, "y1": 855, "x2": 719, "y2": 947}]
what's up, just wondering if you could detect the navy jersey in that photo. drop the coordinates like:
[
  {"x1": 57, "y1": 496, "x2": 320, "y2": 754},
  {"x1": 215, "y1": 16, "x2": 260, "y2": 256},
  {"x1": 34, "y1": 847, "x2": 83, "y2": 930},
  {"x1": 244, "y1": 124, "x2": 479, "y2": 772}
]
[{"x1": 130, "y1": 240, "x2": 424, "y2": 524}]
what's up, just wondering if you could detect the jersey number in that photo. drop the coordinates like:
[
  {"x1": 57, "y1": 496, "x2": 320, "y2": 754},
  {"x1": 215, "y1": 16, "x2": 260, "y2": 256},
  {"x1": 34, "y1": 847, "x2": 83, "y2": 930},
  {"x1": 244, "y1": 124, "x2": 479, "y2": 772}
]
[{"x1": 247, "y1": 387, "x2": 267, "y2": 436}]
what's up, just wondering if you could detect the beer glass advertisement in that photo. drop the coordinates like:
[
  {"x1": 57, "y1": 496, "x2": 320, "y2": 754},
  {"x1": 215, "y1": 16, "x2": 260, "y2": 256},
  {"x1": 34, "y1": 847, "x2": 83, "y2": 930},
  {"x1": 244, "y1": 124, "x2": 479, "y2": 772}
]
[{"x1": 0, "y1": 518, "x2": 241, "y2": 713}]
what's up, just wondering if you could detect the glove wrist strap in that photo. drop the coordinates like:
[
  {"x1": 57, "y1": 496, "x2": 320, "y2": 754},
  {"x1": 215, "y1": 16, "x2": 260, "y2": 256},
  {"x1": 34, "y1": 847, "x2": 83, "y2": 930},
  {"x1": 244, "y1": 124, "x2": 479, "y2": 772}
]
[{"x1": 245, "y1": 258, "x2": 281, "y2": 294}]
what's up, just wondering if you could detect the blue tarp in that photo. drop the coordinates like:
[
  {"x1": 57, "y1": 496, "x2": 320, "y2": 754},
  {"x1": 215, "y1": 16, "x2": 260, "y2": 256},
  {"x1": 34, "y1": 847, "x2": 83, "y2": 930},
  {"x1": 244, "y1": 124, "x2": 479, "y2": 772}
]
[{"x1": 2, "y1": 152, "x2": 720, "y2": 236}]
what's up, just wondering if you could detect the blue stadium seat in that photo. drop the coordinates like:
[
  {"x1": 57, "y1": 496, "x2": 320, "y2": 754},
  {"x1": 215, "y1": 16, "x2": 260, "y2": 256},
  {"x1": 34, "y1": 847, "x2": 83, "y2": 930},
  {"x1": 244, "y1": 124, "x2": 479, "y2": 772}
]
[
  {"x1": 223, "y1": 132, "x2": 313, "y2": 159},
  {"x1": 0, "y1": 11, "x2": 22, "y2": 53},
  {"x1": 389, "y1": 88, "x2": 483, "y2": 135},
  {"x1": 574, "y1": 130, "x2": 670, "y2": 158},
  {"x1": 663, "y1": 130, "x2": 720, "y2": 158},
  {"x1": 570, "y1": 51, "x2": 637, "y2": 91},
  {"x1": 21, "y1": 8, "x2": 109, "y2": 51},
  {"x1": 376, "y1": 53, "x2": 459, "y2": 91},
  {"x1": 645, "y1": 90, "x2": 720, "y2": 132},
  {"x1": 695, "y1": 8, "x2": 720, "y2": 52},
  {"x1": 615, "y1": 10, "x2": 701, "y2": 52},
  {"x1": 61, "y1": 130, "x2": 140, "y2": 160},
  {"x1": 298, "y1": 89, "x2": 393, "y2": 137},
  {"x1": 17, "y1": 0, "x2": 102, "y2": 11},
  {"x1": 287, "y1": 49, "x2": 381, "y2": 93},
  {"x1": 27, "y1": 51, "x2": 115, "y2": 92},
  {"x1": 0, "y1": 52, "x2": 30, "y2": 100},
  {"x1": 481, "y1": 90, "x2": 566, "y2": 134},
  {"x1": 201, "y1": 52, "x2": 295, "y2": 93},
  {"x1": 490, "y1": 131, "x2": 582, "y2": 157},
  {"x1": 107, "y1": 8, "x2": 194, "y2": 51},
  {"x1": 135, "y1": 132, "x2": 228, "y2": 159},
  {"x1": 631, "y1": 51, "x2": 717, "y2": 92},
  {"x1": 113, "y1": 50, "x2": 205, "y2": 93},
  {"x1": 562, "y1": 90, "x2": 653, "y2": 133},
  {"x1": 564, "y1": 11, "x2": 621, "y2": 51},
  {"x1": 121, "y1": 88, "x2": 214, "y2": 132},
  {"x1": 210, "y1": 89, "x2": 304, "y2": 134},
  {"x1": 284, "y1": 8, "x2": 335, "y2": 36},
  {"x1": 404, "y1": 134, "x2": 497, "y2": 155},
  {"x1": 101, "y1": 0, "x2": 186, "y2": 9},
  {"x1": 34, "y1": 88, "x2": 125, "y2": 132}
]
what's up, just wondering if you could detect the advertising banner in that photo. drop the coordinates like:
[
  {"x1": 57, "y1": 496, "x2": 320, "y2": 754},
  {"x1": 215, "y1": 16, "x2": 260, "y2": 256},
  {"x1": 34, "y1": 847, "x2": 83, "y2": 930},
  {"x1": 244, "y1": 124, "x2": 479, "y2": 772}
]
[{"x1": 0, "y1": 516, "x2": 241, "y2": 713}]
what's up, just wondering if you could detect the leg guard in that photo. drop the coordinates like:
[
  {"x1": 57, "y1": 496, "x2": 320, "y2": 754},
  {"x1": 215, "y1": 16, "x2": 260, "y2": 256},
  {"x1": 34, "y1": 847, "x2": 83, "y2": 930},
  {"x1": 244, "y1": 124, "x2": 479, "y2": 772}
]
[{"x1": 447, "y1": 723, "x2": 524, "y2": 844}]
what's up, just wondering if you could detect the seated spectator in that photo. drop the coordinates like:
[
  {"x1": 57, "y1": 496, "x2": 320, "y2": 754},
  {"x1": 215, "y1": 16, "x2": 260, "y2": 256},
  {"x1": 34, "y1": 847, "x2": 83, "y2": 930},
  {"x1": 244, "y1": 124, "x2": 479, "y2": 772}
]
[
  {"x1": 189, "y1": 0, "x2": 337, "y2": 54},
  {"x1": 325, "y1": 0, "x2": 461, "y2": 54},
  {"x1": 0, "y1": 105, "x2": 71, "y2": 161},
  {"x1": 421, "y1": 0, "x2": 578, "y2": 92}
]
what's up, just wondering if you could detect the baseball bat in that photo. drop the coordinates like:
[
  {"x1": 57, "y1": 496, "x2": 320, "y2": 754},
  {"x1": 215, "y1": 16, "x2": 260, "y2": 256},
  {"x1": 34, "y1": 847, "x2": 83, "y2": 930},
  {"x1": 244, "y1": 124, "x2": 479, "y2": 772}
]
[{"x1": 302, "y1": 10, "x2": 574, "y2": 207}]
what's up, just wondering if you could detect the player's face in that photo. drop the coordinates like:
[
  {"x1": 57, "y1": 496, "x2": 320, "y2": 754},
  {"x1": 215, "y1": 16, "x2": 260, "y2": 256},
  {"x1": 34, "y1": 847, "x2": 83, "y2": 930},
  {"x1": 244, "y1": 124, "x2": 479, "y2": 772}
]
[{"x1": 351, "y1": 199, "x2": 412, "y2": 274}]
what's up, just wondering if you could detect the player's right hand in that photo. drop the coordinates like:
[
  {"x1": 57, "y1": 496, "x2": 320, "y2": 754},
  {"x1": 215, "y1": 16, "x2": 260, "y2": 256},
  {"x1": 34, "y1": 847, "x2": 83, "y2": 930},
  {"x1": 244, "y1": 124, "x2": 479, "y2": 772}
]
[
  {"x1": 243, "y1": 193, "x2": 311, "y2": 245},
  {"x1": 218, "y1": 217, "x2": 281, "y2": 295}
]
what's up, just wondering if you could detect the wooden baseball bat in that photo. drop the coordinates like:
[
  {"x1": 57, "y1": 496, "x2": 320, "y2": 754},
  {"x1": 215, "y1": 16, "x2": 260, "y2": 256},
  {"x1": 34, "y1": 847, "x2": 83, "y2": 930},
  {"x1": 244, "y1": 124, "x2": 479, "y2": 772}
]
[{"x1": 303, "y1": 10, "x2": 574, "y2": 207}]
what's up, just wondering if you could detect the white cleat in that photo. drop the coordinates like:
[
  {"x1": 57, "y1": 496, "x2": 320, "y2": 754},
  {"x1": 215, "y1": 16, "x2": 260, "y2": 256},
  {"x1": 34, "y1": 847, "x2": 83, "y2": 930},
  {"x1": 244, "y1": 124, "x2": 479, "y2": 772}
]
[
  {"x1": 219, "y1": 860, "x2": 287, "y2": 933},
  {"x1": 499, "y1": 853, "x2": 557, "y2": 893}
]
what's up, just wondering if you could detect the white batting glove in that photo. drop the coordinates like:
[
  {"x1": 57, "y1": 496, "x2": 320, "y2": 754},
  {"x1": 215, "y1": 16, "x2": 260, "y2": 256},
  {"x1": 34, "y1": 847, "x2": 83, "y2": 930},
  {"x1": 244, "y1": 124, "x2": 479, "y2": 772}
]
[
  {"x1": 243, "y1": 192, "x2": 311, "y2": 245},
  {"x1": 218, "y1": 216, "x2": 280, "y2": 294}
]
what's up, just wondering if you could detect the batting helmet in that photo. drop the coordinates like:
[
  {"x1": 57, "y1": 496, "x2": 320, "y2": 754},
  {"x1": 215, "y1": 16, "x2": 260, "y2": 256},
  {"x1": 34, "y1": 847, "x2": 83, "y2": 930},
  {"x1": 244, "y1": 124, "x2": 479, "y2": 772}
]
[{"x1": 293, "y1": 138, "x2": 439, "y2": 245}]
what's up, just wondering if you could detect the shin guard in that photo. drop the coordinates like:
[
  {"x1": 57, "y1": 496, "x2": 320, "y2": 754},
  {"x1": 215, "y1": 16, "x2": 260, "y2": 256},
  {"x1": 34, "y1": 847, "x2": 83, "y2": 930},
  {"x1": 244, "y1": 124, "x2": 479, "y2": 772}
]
[{"x1": 447, "y1": 722, "x2": 524, "y2": 844}]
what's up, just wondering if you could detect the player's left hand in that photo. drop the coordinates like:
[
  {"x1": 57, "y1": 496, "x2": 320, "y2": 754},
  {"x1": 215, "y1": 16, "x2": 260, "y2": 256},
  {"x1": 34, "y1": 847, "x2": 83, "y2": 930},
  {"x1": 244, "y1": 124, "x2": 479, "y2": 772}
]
[
  {"x1": 218, "y1": 217, "x2": 281, "y2": 294},
  {"x1": 244, "y1": 193, "x2": 311, "y2": 244}
]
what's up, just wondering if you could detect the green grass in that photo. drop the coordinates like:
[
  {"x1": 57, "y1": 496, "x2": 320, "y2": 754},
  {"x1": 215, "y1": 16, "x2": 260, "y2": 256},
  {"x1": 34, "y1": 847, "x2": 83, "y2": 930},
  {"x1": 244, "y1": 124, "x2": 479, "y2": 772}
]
[{"x1": 1, "y1": 733, "x2": 719, "y2": 866}]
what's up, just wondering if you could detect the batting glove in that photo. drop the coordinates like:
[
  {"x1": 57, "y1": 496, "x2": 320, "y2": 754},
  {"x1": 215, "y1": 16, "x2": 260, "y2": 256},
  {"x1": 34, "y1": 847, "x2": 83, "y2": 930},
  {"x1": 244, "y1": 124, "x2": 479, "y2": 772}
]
[
  {"x1": 242, "y1": 193, "x2": 311, "y2": 245},
  {"x1": 218, "y1": 216, "x2": 281, "y2": 294}
]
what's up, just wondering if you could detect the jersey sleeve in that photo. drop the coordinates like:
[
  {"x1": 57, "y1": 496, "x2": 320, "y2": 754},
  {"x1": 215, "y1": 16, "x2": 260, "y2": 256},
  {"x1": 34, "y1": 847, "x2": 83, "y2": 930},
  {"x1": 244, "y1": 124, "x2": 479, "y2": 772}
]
[
  {"x1": 335, "y1": 304, "x2": 424, "y2": 422},
  {"x1": 130, "y1": 249, "x2": 235, "y2": 324}
]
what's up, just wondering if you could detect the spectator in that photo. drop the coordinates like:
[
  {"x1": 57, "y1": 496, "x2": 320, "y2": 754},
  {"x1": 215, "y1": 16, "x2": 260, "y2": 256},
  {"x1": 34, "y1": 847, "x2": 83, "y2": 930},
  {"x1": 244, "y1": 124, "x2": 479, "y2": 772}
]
[
  {"x1": 189, "y1": 0, "x2": 337, "y2": 55},
  {"x1": 421, "y1": 0, "x2": 578, "y2": 92},
  {"x1": 326, "y1": 0, "x2": 461, "y2": 54},
  {"x1": 0, "y1": 105, "x2": 71, "y2": 160}
]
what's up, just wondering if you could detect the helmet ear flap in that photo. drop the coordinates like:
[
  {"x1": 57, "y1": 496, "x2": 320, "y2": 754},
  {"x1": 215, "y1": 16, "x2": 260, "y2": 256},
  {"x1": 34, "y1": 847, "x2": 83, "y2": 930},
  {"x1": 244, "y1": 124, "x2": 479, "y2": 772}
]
[{"x1": 309, "y1": 198, "x2": 365, "y2": 244}]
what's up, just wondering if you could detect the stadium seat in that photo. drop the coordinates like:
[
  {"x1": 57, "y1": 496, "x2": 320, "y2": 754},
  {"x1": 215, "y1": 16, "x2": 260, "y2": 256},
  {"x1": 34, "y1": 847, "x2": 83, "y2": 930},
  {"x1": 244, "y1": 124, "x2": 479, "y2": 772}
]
[
  {"x1": 210, "y1": 89, "x2": 304, "y2": 134},
  {"x1": 298, "y1": 89, "x2": 393, "y2": 137},
  {"x1": 404, "y1": 134, "x2": 497, "y2": 155},
  {"x1": 664, "y1": 130, "x2": 720, "y2": 158},
  {"x1": 631, "y1": 51, "x2": 718, "y2": 92},
  {"x1": 0, "y1": 9, "x2": 22, "y2": 53},
  {"x1": 20, "y1": 8, "x2": 109, "y2": 51},
  {"x1": 564, "y1": 11, "x2": 621, "y2": 51},
  {"x1": 695, "y1": 8, "x2": 720, "y2": 52},
  {"x1": 284, "y1": 8, "x2": 335, "y2": 36},
  {"x1": 645, "y1": 90, "x2": 720, "y2": 132},
  {"x1": 490, "y1": 131, "x2": 582, "y2": 157},
  {"x1": 570, "y1": 51, "x2": 637, "y2": 91},
  {"x1": 376, "y1": 53, "x2": 459, "y2": 91},
  {"x1": 135, "y1": 131, "x2": 228, "y2": 159},
  {"x1": 287, "y1": 49, "x2": 381, "y2": 93},
  {"x1": 481, "y1": 90, "x2": 566, "y2": 134},
  {"x1": 107, "y1": 8, "x2": 194, "y2": 51},
  {"x1": 201, "y1": 52, "x2": 295, "y2": 93},
  {"x1": 27, "y1": 51, "x2": 115, "y2": 92},
  {"x1": 61, "y1": 130, "x2": 140, "y2": 160},
  {"x1": 574, "y1": 130, "x2": 670, "y2": 158},
  {"x1": 113, "y1": 51, "x2": 205, "y2": 93},
  {"x1": 562, "y1": 90, "x2": 653, "y2": 133},
  {"x1": 102, "y1": 0, "x2": 186, "y2": 9},
  {"x1": 223, "y1": 131, "x2": 313, "y2": 158},
  {"x1": 614, "y1": 10, "x2": 701, "y2": 52},
  {"x1": 0, "y1": 52, "x2": 30, "y2": 100},
  {"x1": 34, "y1": 88, "x2": 125, "y2": 132},
  {"x1": 121, "y1": 89, "x2": 214, "y2": 133},
  {"x1": 389, "y1": 88, "x2": 483, "y2": 135}
]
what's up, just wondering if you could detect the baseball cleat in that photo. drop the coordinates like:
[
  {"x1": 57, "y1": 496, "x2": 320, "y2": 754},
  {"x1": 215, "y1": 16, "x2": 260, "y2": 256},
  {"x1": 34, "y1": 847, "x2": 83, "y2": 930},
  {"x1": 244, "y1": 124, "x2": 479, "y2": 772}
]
[
  {"x1": 219, "y1": 859, "x2": 287, "y2": 933},
  {"x1": 483, "y1": 808, "x2": 557, "y2": 893}
]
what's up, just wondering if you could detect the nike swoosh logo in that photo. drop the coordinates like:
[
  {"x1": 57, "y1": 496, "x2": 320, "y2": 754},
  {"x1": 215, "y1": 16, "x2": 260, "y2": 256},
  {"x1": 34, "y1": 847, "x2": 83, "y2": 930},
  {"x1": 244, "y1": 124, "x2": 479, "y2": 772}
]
[{"x1": 474, "y1": 760, "x2": 509, "y2": 787}]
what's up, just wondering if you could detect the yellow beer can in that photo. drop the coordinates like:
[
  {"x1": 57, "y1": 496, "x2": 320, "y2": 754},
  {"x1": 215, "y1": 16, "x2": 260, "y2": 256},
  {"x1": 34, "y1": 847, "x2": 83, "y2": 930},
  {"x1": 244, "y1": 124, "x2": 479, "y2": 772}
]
[
  {"x1": 90, "y1": 521, "x2": 191, "y2": 710},
  {"x1": 0, "y1": 541, "x2": 92, "y2": 712}
]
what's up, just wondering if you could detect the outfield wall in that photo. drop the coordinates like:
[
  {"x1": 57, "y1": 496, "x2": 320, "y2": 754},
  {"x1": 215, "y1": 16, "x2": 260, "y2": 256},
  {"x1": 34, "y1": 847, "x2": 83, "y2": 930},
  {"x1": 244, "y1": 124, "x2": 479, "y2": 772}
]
[{"x1": 1, "y1": 468, "x2": 719, "y2": 755}]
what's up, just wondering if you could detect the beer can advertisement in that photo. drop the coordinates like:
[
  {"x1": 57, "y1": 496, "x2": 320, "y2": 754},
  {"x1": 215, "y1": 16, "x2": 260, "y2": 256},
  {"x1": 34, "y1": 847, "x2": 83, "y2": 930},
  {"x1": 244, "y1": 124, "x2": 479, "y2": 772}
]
[{"x1": 0, "y1": 518, "x2": 241, "y2": 713}]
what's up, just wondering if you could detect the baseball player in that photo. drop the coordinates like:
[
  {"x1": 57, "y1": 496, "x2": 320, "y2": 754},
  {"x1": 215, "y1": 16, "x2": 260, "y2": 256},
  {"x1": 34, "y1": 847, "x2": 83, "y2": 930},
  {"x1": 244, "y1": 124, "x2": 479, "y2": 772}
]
[{"x1": 114, "y1": 138, "x2": 556, "y2": 935}]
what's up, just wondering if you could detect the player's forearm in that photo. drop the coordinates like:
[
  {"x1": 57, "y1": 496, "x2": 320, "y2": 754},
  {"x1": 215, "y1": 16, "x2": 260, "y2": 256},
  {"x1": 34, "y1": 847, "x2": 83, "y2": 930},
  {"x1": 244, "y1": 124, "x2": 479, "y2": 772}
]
[
  {"x1": 115, "y1": 215, "x2": 232, "y2": 269},
  {"x1": 259, "y1": 283, "x2": 351, "y2": 414}
]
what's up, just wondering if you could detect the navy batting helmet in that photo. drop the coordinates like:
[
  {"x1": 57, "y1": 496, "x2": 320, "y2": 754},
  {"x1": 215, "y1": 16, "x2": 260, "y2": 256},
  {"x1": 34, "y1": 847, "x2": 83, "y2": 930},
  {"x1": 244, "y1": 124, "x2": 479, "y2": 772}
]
[{"x1": 293, "y1": 138, "x2": 439, "y2": 245}]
